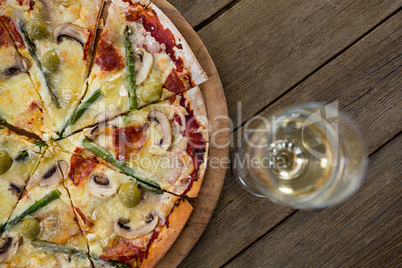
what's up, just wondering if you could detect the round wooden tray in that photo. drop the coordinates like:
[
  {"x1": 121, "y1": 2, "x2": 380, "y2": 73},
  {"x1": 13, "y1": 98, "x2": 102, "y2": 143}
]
[{"x1": 152, "y1": 1, "x2": 230, "y2": 267}]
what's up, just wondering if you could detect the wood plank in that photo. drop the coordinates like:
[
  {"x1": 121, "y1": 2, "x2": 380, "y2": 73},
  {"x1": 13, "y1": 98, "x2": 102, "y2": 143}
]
[
  {"x1": 226, "y1": 134, "x2": 401, "y2": 267},
  {"x1": 240, "y1": 11, "x2": 402, "y2": 154},
  {"x1": 197, "y1": 0, "x2": 402, "y2": 129},
  {"x1": 167, "y1": 0, "x2": 235, "y2": 28},
  {"x1": 178, "y1": 9, "x2": 402, "y2": 268}
]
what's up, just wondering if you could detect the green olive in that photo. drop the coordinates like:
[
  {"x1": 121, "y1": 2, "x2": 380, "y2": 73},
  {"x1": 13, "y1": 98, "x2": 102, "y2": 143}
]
[
  {"x1": 0, "y1": 150, "x2": 12, "y2": 175},
  {"x1": 21, "y1": 218, "x2": 40, "y2": 239},
  {"x1": 118, "y1": 182, "x2": 141, "y2": 208},
  {"x1": 141, "y1": 81, "x2": 163, "y2": 103},
  {"x1": 28, "y1": 19, "x2": 48, "y2": 40},
  {"x1": 43, "y1": 50, "x2": 60, "y2": 72}
]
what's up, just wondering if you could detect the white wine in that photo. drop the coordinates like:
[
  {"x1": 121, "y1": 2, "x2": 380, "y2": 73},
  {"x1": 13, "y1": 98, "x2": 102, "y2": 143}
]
[
  {"x1": 234, "y1": 103, "x2": 367, "y2": 209},
  {"x1": 256, "y1": 115, "x2": 338, "y2": 198}
]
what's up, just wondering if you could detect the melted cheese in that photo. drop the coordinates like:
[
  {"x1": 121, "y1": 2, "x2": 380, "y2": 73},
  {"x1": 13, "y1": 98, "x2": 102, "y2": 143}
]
[
  {"x1": 78, "y1": 96, "x2": 194, "y2": 195},
  {"x1": 3, "y1": 148, "x2": 91, "y2": 268},
  {"x1": 0, "y1": 47, "x2": 55, "y2": 139},
  {"x1": 65, "y1": 1, "x2": 180, "y2": 135},
  {"x1": 0, "y1": 129, "x2": 42, "y2": 225},
  {"x1": 30, "y1": 29, "x2": 90, "y2": 132},
  {"x1": 33, "y1": 39, "x2": 88, "y2": 132},
  {"x1": 63, "y1": 156, "x2": 179, "y2": 257},
  {"x1": 1, "y1": 0, "x2": 103, "y2": 134}
]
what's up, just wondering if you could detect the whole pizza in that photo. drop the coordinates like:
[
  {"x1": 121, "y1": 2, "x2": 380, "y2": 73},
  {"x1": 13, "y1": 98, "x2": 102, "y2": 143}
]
[{"x1": 0, "y1": 0, "x2": 209, "y2": 267}]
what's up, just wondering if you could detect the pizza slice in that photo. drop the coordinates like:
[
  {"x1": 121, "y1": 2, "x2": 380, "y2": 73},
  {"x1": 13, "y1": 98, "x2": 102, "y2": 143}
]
[
  {"x1": 0, "y1": 146, "x2": 92, "y2": 267},
  {"x1": 58, "y1": 87, "x2": 208, "y2": 197},
  {"x1": 0, "y1": 127, "x2": 44, "y2": 234},
  {"x1": 61, "y1": 0, "x2": 207, "y2": 136},
  {"x1": 0, "y1": 19, "x2": 54, "y2": 140},
  {"x1": 0, "y1": 0, "x2": 104, "y2": 136},
  {"x1": 58, "y1": 149, "x2": 193, "y2": 267}
]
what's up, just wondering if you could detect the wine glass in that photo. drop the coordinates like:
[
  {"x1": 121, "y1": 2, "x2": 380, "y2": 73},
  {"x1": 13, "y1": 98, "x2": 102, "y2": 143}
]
[{"x1": 232, "y1": 103, "x2": 368, "y2": 209}]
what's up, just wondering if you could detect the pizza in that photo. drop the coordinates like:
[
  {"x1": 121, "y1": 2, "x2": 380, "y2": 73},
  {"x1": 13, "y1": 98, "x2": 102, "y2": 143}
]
[
  {"x1": 0, "y1": 0, "x2": 209, "y2": 267},
  {"x1": 1, "y1": 147, "x2": 92, "y2": 267},
  {"x1": 0, "y1": 20, "x2": 54, "y2": 139},
  {"x1": 0, "y1": 128, "x2": 43, "y2": 232},
  {"x1": 0, "y1": 0, "x2": 104, "y2": 136},
  {"x1": 53, "y1": 145, "x2": 193, "y2": 267},
  {"x1": 58, "y1": 86, "x2": 208, "y2": 197},
  {"x1": 61, "y1": 0, "x2": 207, "y2": 136}
]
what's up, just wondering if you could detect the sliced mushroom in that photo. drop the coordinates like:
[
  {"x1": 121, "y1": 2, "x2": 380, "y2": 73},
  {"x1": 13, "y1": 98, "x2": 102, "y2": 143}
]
[
  {"x1": 57, "y1": 160, "x2": 69, "y2": 179},
  {"x1": 84, "y1": 124, "x2": 114, "y2": 141},
  {"x1": 115, "y1": 213, "x2": 159, "y2": 239},
  {"x1": 86, "y1": 173, "x2": 116, "y2": 198},
  {"x1": 8, "y1": 183, "x2": 22, "y2": 196},
  {"x1": 37, "y1": 211, "x2": 80, "y2": 244},
  {"x1": 39, "y1": 164, "x2": 61, "y2": 187},
  {"x1": 135, "y1": 48, "x2": 153, "y2": 85},
  {"x1": 53, "y1": 23, "x2": 88, "y2": 46},
  {"x1": 0, "y1": 235, "x2": 19, "y2": 263},
  {"x1": 148, "y1": 111, "x2": 172, "y2": 150},
  {"x1": 1, "y1": 55, "x2": 31, "y2": 79}
]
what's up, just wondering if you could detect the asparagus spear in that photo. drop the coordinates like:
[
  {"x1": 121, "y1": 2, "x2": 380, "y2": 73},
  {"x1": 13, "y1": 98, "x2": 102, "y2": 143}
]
[
  {"x1": 124, "y1": 26, "x2": 137, "y2": 111},
  {"x1": 34, "y1": 141, "x2": 47, "y2": 148},
  {"x1": 15, "y1": 149, "x2": 29, "y2": 162},
  {"x1": 0, "y1": 115, "x2": 7, "y2": 123},
  {"x1": 58, "y1": 89, "x2": 103, "y2": 138},
  {"x1": 31, "y1": 240, "x2": 131, "y2": 268},
  {"x1": 2, "y1": 190, "x2": 61, "y2": 232},
  {"x1": 31, "y1": 240, "x2": 88, "y2": 258},
  {"x1": 82, "y1": 138, "x2": 163, "y2": 194},
  {"x1": 17, "y1": 21, "x2": 61, "y2": 108}
]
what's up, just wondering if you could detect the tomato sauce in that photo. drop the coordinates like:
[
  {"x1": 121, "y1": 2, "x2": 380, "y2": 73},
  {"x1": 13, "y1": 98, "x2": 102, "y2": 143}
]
[
  {"x1": 170, "y1": 94, "x2": 207, "y2": 192},
  {"x1": 100, "y1": 239, "x2": 142, "y2": 262},
  {"x1": 139, "y1": 231, "x2": 159, "y2": 263},
  {"x1": 0, "y1": 23, "x2": 12, "y2": 48},
  {"x1": 95, "y1": 36, "x2": 124, "y2": 72},
  {"x1": 29, "y1": 0, "x2": 35, "y2": 10},
  {"x1": 113, "y1": 123, "x2": 149, "y2": 161},
  {"x1": 175, "y1": 95, "x2": 207, "y2": 195},
  {"x1": 164, "y1": 69, "x2": 186, "y2": 93},
  {"x1": 15, "y1": 0, "x2": 35, "y2": 10},
  {"x1": 126, "y1": 3, "x2": 195, "y2": 93},
  {"x1": 69, "y1": 154, "x2": 97, "y2": 186},
  {"x1": 99, "y1": 230, "x2": 158, "y2": 264},
  {"x1": 83, "y1": 29, "x2": 94, "y2": 61},
  {"x1": 0, "y1": 16, "x2": 25, "y2": 49},
  {"x1": 173, "y1": 113, "x2": 183, "y2": 127}
]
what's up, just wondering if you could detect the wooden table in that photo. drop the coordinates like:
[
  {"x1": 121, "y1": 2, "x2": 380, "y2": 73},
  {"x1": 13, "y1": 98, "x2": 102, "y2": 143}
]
[{"x1": 165, "y1": 0, "x2": 402, "y2": 267}]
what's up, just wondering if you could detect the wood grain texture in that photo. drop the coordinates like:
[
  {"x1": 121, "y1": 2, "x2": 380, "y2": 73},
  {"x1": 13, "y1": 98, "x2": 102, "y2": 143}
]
[
  {"x1": 197, "y1": 0, "x2": 402, "y2": 130},
  {"x1": 150, "y1": 1, "x2": 230, "y2": 267},
  {"x1": 179, "y1": 8, "x2": 402, "y2": 268},
  {"x1": 226, "y1": 134, "x2": 401, "y2": 267},
  {"x1": 166, "y1": 0, "x2": 235, "y2": 28},
  {"x1": 242, "y1": 10, "x2": 402, "y2": 155}
]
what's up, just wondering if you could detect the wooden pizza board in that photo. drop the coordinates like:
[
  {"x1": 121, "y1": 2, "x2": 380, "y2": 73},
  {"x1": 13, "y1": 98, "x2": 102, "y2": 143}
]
[{"x1": 151, "y1": 0, "x2": 230, "y2": 267}]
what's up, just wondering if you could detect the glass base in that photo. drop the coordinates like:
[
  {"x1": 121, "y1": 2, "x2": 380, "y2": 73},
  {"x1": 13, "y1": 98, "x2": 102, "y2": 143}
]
[{"x1": 233, "y1": 131, "x2": 269, "y2": 198}]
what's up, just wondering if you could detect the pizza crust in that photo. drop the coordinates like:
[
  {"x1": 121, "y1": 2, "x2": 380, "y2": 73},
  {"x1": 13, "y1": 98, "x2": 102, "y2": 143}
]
[
  {"x1": 148, "y1": 2, "x2": 208, "y2": 86},
  {"x1": 140, "y1": 198, "x2": 193, "y2": 268},
  {"x1": 186, "y1": 149, "x2": 208, "y2": 198},
  {"x1": 183, "y1": 86, "x2": 209, "y2": 142},
  {"x1": 181, "y1": 87, "x2": 209, "y2": 198}
]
